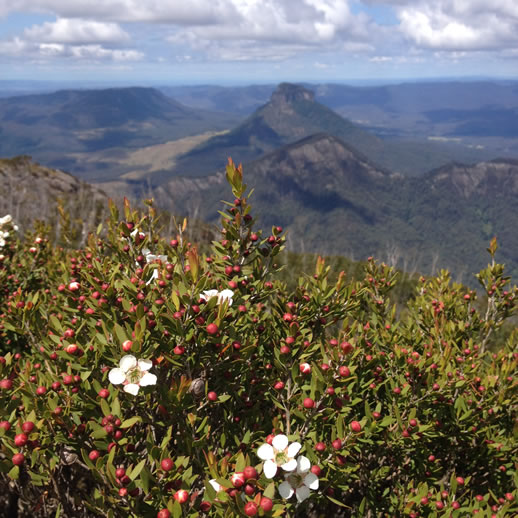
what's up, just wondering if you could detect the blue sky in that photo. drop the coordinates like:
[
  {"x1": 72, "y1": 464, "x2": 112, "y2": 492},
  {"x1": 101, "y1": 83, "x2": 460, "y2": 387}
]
[{"x1": 0, "y1": 1, "x2": 517, "y2": 84}]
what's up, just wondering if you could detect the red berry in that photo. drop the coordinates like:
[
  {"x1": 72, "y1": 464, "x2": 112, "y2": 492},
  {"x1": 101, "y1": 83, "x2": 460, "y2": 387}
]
[
  {"x1": 161, "y1": 458, "x2": 174, "y2": 471},
  {"x1": 244, "y1": 502, "x2": 258, "y2": 516},
  {"x1": 332, "y1": 438, "x2": 342, "y2": 450},
  {"x1": 36, "y1": 386, "x2": 46, "y2": 395},
  {"x1": 260, "y1": 496, "x2": 273, "y2": 512},
  {"x1": 89, "y1": 450, "x2": 100, "y2": 461},
  {"x1": 207, "y1": 391, "x2": 218, "y2": 402},
  {"x1": 173, "y1": 489, "x2": 188, "y2": 504},
  {"x1": 98, "y1": 389, "x2": 109, "y2": 398},
  {"x1": 311, "y1": 465, "x2": 322, "y2": 476},
  {"x1": 231, "y1": 472, "x2": 245, "y2": 488},
  {"x1": 339, "y1": 366, "x2": 350, "y2": 377},
  {"x1": 350, "y1": 420, "x2": 362, "y2": 433},
  {"x1": 12, "y1": 453, "x2": 25, "y2": 465},
  {"x1": 0, "y1": 379, "x2": 13, "y2": 390},
  {"x1": 315, "y1": 441, "x2": 326, "y2": 452},
  {"x1": 14, "y1": 433, "x2": 28, "y2": 447},
  {"x1": 243, "y1": 465, "x2": 258, "y2": 480},
  {"x1": 157, "y1": 510, "x2": 171, "y2": 518},
  {"x1": 206, "y1": 323, "x2": 218, "y2": 335},
  {"x1": 21, "y1": 421, "x2": 35, "y2": 433},
  {"x1": 303, "y1": 397, "x2": 315, "y2": 409},
  {"x1": 0, "y1": 421, "x2": 11, "y2": 432}
]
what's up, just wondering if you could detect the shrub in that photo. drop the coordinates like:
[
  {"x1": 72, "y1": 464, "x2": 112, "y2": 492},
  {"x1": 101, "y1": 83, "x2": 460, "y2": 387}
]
[{"x1": 0, "y1": 160, "x2": 517, "y2": 517}]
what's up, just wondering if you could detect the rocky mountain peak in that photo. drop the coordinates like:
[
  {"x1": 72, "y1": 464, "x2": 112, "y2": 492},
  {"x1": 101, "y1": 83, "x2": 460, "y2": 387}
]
[{"x1": 270, "y1": 83, "x2": 315, "y2": 106}]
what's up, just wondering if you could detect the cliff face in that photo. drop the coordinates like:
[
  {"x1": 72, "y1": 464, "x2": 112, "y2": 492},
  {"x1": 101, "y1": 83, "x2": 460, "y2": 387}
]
[
  {"x1": 428, "y1": 159, "x2": 518, "y2": 198},
  {"x1": 0, "y1": 156, "x2": 109, "y2": 238}
]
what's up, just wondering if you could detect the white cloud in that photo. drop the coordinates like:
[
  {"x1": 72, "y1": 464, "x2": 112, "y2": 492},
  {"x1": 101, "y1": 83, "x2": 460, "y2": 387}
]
[
  {"x1": 369, "y1": 55, "x2": 392, "y2": 62},
  {"x1": 164, "y1": 0, "x2": 375, "y2": 61},
  {"x1": 0, "y1": 0, "x2": 237, "y2": 24},
  {"x1": 364, "y1": 0, "x2": 518, "y2": 51},
  {"x1": 24, "y1": 18, "x2": 129, "y2": 44},
  {"x1": 0, "y1": 37, "x2": 143, "y2": 62},
  {"x1": 2, "y1": 0, "x2": 516, "y2": 71}
]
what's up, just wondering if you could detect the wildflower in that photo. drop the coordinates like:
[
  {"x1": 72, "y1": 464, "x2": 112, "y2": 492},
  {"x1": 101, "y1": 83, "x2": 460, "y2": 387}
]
[
  {"x1": 257, "y1": 434, "x2": 301, "y2": 478},
  {"x1": 143, "y1": 248, "x2": 167, "y2": 264},
  {"x1": 209, "y1": 479, "x2": 223, "y2": 492},
  {"x1": 141, "y1": 248, "x2": 167, "y2": 285},
  {"x1": 0, "y1": 215, "x2": 12, "y2": 226},
  {"x1": 108, "y1": 355, "x2": 157, "y2": 395},
  {"x1": 278, "y1": 456, "x2": 319, "y2": 502},
  {"x1": 200, "y1": 289, "x2": 234, "y2": 306}
]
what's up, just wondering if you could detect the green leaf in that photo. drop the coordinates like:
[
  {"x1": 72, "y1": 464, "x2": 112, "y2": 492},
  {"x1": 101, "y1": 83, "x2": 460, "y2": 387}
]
[
  {"x1": 111, "y1": 397, "x2": 121, "y2": 417},
  {"x1": 327, "y1": 495, "x2": 349, "y2": 508},
  {"x1": 264, "y1": 482, "x2": 275, "y2": 499},
  {"x1": 129, "y1": 459, "x2": 146, "y2": 481},
  {"x1": 235, "y1": 452, "x2": 246, "y2": 472},
  {"x1": 100, "y1": 398, "x2": 110, "y2": 417},
  {"x1": 8, "y1": 466, "x2": 19, "y2": 480},
  {"x1": 120, "y1": 416, "x2": 142, "y2": 429},
  {"x1": 172, "y1": 500, "x2": 182, "y2": 518},
  {"x1": 113, "y1": 323, "x2": 128, "y2": 344}
]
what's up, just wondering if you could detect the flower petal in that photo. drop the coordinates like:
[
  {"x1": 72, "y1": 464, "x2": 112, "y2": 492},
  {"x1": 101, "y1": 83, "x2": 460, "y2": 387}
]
[
  {"x1": 209, "y1": 479, "x2": 222, "y2": 492},
  {"x1": 287, "y1": 441, "x2": 302, "y2": 458},
  {"x1": 119, "y1": 355, "x2": 137, "y2": 372},
  {"x1": 108, "y1": 368, "x2": 125, "y2": 385},
  {"x1": 139, "y1": 372, "x2": 157, "y2": 386},
  {"x1": 263, "y1": 459, "x2": 278, "y2": 479},
  {"x1": 123, "y1": 383, "x2": 140, "y2": 395},
  {"x1": 272, "y1": 434, "x2": 288, "y2": 451},
  {"x1": 138, "y1": 359, "x2": 153, "y2": 371},
  {"x1": 200, "y1": 290, "x2": 218, "y2": 301},
  {"x1": 295, "y1": 485, "x2": 311, "y2": 503},
  {"x1": 257, "y1": 443, "x2": 274, "y2": 461},
  {"x1": 278, "y1": 481, "x2": 294, "y2": 500},
  {"x1": 297, "y1": 455, "x2": 311, "y2": 473},
  {"x1": 281, "y1": 458, "x2": 297, "y2": 472},
  {"x1": 304, "y1": 473, "x2": 319, "y2": 490},
  {"x1": 218, "y1": 289, "x2": 234, "y2": 306}
]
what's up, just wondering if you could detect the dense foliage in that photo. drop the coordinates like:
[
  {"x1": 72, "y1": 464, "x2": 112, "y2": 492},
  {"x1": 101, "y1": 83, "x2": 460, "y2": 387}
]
[{"x1": 0, "y1": 161, "x2": 517, "y2": 517}]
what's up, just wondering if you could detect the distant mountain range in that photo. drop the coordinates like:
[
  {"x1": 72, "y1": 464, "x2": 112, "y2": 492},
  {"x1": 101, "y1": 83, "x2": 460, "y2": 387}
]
[
  {"x1": 0, "y1": 87, "x2": 241, "y2": 181},
  {"x1": 123, "y1": 132, "x2": 518, "y2": 282},
  {"x1": 1, "y1": 81, "x2": 518, "y2": 282},
  {"x1": 161, "y1": 80, "x2": 518, "y2": 163},
  {"x1": 160, "y1": 83, "x2": 505, "y2": 178}
]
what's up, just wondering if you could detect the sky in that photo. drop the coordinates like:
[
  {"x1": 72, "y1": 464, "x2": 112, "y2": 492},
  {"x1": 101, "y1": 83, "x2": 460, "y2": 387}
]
[{"x1": 0, "y1": 0, "x2": 517, "y2": 84}]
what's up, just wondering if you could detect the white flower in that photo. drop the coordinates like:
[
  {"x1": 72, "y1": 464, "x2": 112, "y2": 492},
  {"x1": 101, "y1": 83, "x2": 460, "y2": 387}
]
[
  {"x1": 200, "y1": 289, "x2": 218, "y2": 302},
  {"x1": 0, "y1": 238, "x2": 5, "y2": 248},
  {"x1": 257, "y1": 434, "x2": 301, "y2": 479},
  {"x1": 0, "y1": 215, "x2": 12, "y2": 226},
  {"x1": 108, "y1": 355, "x2": 157, "y2": 395},
  {"x1": 143, "y1": 248, "x2": 167, "y2": 264},
  {"x1": 278, "y1": 456, "x2": 319, "y2": 503},
  {"x1": 217, "y1": 289, "x2": 234, "y2": 306},
  {"x1": 209, "y1": 479, "x2": 223, "y2": 492},
  {"x1": 200, "y1": 289, "x2": 234, "y2": 307}
]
